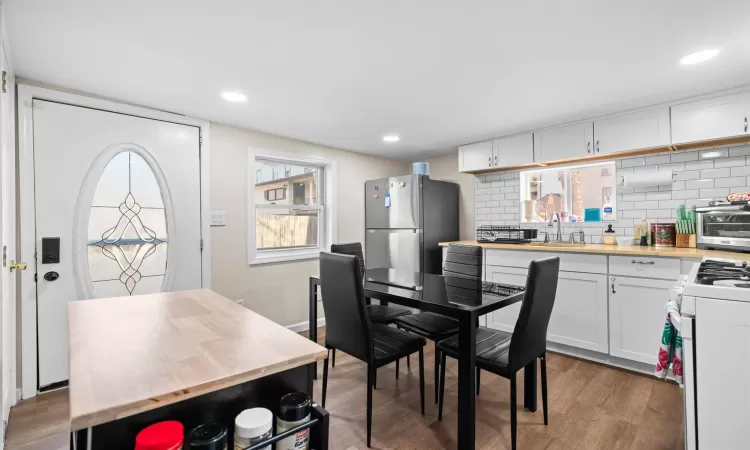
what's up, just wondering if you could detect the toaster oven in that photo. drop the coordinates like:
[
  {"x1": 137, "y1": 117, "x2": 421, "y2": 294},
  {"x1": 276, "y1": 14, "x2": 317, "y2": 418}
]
[{"x1": 695, "y1": 203, "x2": 750, "y2": 252}]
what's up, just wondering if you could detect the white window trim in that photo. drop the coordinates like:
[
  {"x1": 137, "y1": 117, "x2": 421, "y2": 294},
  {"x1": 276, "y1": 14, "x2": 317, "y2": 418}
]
[{"x1": 247, "y1": 148, "x2": 337, "y2": 265}]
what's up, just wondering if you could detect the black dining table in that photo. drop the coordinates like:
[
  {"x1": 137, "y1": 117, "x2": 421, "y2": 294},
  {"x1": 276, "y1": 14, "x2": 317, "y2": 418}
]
[{"x1": 308, "y1": 268, "x2": 533, "y2": 450}]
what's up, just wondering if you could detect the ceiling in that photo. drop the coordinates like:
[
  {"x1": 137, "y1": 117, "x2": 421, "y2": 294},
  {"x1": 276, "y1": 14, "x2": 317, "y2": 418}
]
[{"x1": 5, "y1": 1, "x2": 750, "y2": 160}]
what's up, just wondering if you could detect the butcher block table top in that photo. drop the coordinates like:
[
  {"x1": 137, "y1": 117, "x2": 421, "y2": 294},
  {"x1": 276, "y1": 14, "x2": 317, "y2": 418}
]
[
  {"x1": 68, "y1": 289, "x2": 327, "y2": 431},
  {"x1": 439, "y1": 240, "x2": 747, "y2": 260}
]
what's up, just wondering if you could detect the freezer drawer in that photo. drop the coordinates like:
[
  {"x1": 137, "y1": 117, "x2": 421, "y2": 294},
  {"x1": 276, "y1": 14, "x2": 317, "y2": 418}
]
[
  {"x1": 365, "y1": 229, "x2": 423, "y2": 273},
  {"x1": 365, "y1": 175, "x2": 422, "y2": 229}
]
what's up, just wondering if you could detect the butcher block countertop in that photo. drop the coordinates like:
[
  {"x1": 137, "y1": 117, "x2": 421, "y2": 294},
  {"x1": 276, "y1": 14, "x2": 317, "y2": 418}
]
[
  {"x1": 439, "y1": 240, "x2": 747, "y2": 260},
  {"x1": 68, "y1": 289, "x2": 327, "y2": 431}
]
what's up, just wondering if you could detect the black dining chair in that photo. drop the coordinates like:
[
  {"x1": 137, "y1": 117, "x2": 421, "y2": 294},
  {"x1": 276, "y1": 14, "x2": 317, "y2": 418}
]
[
  {"x1": 328, "y1": 242, "x2": 412, "y2": 369},
  {"x1": 319, "y1": 252, "x2": 426, "y2": 448},
  {"x1": 437, "y1": 256, "x2": 560, "y2": 450},
  {"x1": 393, "y1": 244, "x2": 481, "y2": 401}
]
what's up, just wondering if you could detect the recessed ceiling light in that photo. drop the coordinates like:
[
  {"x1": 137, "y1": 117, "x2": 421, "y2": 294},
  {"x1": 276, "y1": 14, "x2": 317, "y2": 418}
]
[
  {"x1": 220, "y1": 91, "x2": 248, "y2": 103},
  {"x1": 680, "y1": 49, "x2": 720, "y2": 65},
  {"x1": 383, "y1": 135, "x2": 400, "y2": 143}
]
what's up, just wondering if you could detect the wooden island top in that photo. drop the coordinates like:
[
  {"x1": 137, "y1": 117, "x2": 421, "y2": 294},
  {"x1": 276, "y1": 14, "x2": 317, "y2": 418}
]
[
  {"x1": 68, "y1": 289, "x2": 327, "y2": 431},
  {"x1": 439, "y1": 240, "x2": 747, "y2": 260}
]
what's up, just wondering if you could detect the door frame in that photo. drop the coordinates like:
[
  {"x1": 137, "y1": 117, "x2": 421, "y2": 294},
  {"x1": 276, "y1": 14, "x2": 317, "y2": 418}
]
[{"x1": 18, "y1": 84, "x2": 212, "y2": 399}]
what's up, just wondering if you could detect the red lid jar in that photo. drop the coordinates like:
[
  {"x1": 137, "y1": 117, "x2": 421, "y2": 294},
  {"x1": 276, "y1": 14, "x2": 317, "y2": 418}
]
[{"x1": 135, "y1": 421, "x2": 184, "y2": 450}]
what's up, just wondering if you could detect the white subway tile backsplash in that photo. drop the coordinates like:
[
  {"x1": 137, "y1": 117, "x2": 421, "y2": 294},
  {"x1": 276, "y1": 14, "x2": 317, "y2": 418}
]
[
  {"x1": 715, "y1": 177, "x2": 747, "y2": 188},
  {"x1": 474, "y1": 145, "x2": 750, "y2": 236},
  {"x1": 675, "y1": 170, "x2": 701, "y2": 181},
  {"x1": 685, "y1": 179, "x2": 714, "y2": 190},
  {"x1": 671, "y1": 152, "x2": 699, "y2": 162},
  {"x1": 645, "y1": 155, "x2": 671, "y2": 165},
  {"x1": 621, "y1": 157, "x2": 646, "y2": 168},
  {"x1": 647, "y1": 210, "x2": 672, "y2": 219},
  {"x1": 646, "y1": 191, "x2": 671, "y2": 201},
  {"x1": 672, "y1": 189, "x2": 700, "y2": 199},
  {"x1": 714, "y1": 157, "x2": 747, "y2": 168},
  {"x1": 700, "y1": 168, "x2": 731, "y2": 179},
  {"x1": 700, "y1": 148, "x2": 728, "y2": 159},
  {"x1": 700, "y1": 188, "x2": 730, "y2": 198},
  {"x1": 622, "y1": 193, "x2": 646, "y2": 202},
  {"x1": 622, "y1": 210, "x2": 647, "y2": 219},
  {"x1": 685, "y1": 160, "x2": 714, "y2": 171},
  {"x1": 729, "y1": 147, "x2": 750, "y2": 157}
]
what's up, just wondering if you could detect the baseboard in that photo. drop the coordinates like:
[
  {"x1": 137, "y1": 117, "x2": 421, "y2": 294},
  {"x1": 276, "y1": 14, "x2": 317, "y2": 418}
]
[{"x1": 287, "y1": 318, "x2": 325, "y2": 333}]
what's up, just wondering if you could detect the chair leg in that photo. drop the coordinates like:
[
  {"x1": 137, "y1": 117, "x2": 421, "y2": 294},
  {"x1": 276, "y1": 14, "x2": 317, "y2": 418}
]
[
  {"x1": 373, "y1": 367, "x2": 377, "y2": 389},
  {"x1": 396, "y1": 358, "x2": 400, "y2": 379},
  {"x1": 322, "y1": 355, "x2": 329, "y2": 408},
  {"x1": 418, "y1": 348, "x2": 425, "y2": 415},
  {"x1": 476, "y1": 368, "x2": 481, "y2": 396},
  {"x1": 433, "y1": 341, "x2": 439, "y2": 403},
  {"x1": 331, "y1": 348, "x2": 336, "y2": 367},
  {"x1": 438, "y1": 351, "x2": 446, "y2": 421},
  {"x1": 366, "y1": 364, "x2": 373, "y2": 448},
  {"x1": 541, "y1": 353, "x2": 549, "y2": 426},
  {"x1": 407, "y1": 354, "x2": 410, "y2": 369},
  {"x1": 510, "y1": 375, "x2": 517, "y2": 450}
]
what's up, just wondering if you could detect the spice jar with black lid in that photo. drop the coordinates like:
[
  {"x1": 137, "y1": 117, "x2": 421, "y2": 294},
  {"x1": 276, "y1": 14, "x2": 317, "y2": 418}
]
[
  {"x1": 277, "y1": 392, "x2": 311, "y2": 450},
  {"x1": 187, "y1": 423, "x2": 228, "y2": 450}
]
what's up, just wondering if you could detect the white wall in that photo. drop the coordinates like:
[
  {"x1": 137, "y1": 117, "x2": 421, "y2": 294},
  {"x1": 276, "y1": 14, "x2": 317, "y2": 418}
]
[
  {"x1": 211, "y1": 123, "x2": 410, "y2": 326},
  {"x1": 423, "y1": 154, "x2": 475, "y2": 240}
]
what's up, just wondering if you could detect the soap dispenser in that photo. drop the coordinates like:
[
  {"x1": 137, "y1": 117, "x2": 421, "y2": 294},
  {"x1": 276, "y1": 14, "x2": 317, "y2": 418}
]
[{"x1": 603, "y1": 224, "x2": 617, "y2": 245}]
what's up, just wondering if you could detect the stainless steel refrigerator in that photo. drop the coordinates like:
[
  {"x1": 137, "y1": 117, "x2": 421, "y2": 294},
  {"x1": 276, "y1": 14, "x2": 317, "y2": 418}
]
[{"x1": 364, "y1": 174, "x2": 458, "y2": 287}]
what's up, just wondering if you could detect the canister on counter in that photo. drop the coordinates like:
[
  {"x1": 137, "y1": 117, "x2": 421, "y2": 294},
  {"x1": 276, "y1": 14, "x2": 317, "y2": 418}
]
[
  {"x1": 277, "y1": 392, "x2": 312, "y2": 450},
  {"x1": 651, "y1": 223, "x2": 676, "y2": 247},
  {"x1": 187, "y1": 423, "x2": 228, "y2": 450}
]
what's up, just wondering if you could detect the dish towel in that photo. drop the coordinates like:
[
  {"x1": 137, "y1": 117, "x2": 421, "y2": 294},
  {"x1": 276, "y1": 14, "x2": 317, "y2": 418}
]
[{"x1": 655, "y1": 298, "x2": 683, "y2": 386}]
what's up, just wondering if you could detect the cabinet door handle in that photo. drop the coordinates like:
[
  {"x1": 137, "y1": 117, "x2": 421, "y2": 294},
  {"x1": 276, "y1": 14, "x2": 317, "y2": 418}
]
[
  {"x1": 596, "y1": 140, "x2": 600, "y2": 153},
  {"x1": 631, "y1": 260, "x2": 655, "y2": 265},
  {"x1": 494, "y1": 155, "x2": 498, "y2": 166},
  {"x1": 488, "y1": 157, "x2": 492, "y2": 167},
  {"x1": 611, "y1": 277, "x2": 616, "y2": 294},
  {"x1": 587, "y1": 142, "x2": 591, "y2": 153},
  {"x1": 745, "y1": 116, "x2": 748, "y2": 133}
]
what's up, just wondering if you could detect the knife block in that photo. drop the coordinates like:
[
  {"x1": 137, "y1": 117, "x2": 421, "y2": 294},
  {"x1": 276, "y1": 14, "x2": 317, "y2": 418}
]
[{"x1": 676, "y1": 234, "x2": 696, "y2": 248}]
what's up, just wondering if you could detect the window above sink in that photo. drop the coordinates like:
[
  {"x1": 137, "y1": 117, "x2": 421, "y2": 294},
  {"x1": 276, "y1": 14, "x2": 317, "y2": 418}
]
[{"x1": 519, "y1": 161, "x2": 617, "y2": 223}]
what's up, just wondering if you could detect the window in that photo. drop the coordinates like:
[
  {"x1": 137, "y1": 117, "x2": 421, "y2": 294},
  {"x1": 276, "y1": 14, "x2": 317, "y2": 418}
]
[
  {"x1": 249, "y1": 149, "x2": 336, "y2": 264},
  {"x1": 264, "y1": 187, "x2": 286, "y2": 202},
  {"x1": 519, "y1": 161, "x2": 616, "y2": 223}
]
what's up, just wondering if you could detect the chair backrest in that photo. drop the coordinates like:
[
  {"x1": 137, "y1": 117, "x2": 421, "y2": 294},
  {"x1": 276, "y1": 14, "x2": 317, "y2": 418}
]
[
  {"x1": 330, "y1": 242, "x2": 365, "y2": 273},
  {"x1": 319, "y1": 251, "x2": 373, "y2": 363},
  {"x1": 443, "y1": 244, "x2": 482, "y2": 279},
  {"x1": 508, "y1": 257, "x2": 560, "y2": 371}
]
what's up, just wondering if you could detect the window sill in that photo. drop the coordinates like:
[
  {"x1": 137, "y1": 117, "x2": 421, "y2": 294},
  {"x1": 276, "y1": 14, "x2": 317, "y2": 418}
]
[{"x1": 249, "y1": 250, "x2": 321, "y2": 266}]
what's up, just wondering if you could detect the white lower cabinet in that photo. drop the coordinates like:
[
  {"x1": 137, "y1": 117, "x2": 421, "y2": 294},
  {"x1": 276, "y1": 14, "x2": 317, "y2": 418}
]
[
  {"x1": 485, "y1": 265, "x2": 609, "y2": 353},
  {"x1": 608, "y1": 276, "x2": 674, "y2": 365}
]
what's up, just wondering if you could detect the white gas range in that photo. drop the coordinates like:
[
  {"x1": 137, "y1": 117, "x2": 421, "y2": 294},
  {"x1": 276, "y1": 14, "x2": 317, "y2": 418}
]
[{"x1": 677, "y1": 256, "x2": 750, "y2": 450}]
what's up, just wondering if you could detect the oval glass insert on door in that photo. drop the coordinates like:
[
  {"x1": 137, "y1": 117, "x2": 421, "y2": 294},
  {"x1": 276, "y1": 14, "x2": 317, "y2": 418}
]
[{"x1": 87, "y1": 151, "x2": 168, "y2": 297}]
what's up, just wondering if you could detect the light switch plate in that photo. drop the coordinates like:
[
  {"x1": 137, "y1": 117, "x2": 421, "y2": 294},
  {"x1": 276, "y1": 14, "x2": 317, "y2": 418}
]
[{"x1": 211, "y1": 211, "x2": 226, "y2": 226}]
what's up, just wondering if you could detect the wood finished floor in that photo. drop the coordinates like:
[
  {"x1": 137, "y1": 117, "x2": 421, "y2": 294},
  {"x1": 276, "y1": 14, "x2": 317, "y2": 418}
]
[{"x1": 5, "y1": 328, "x2": 684, "y2": 450}]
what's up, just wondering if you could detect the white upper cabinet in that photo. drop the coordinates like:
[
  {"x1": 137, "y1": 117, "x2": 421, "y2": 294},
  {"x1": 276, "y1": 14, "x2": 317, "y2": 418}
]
[
  {"x1": 458, "y1": 140, "x2": 493, "y2": 172},
  {"x1": 593, "y1": 106, "x2": 671, "y2": 155},
  {"x1": 672, "y1": 91, "x2": 750, "y2": 145},
  {"x1": 493, "y1": 133, "x2": 534, "y2": 167},
  {"x1": 533, "y1": 122, "x2": 593, "y2": 162}
]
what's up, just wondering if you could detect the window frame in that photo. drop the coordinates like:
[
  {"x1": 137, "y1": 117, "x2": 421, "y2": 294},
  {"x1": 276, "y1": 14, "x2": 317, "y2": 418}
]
[
  {"x1": 519, "y1": 161, "x2": 617, "y2": 223},
  {"x1": 247, "y1": 148, "x2": 337, "y2": 265}
]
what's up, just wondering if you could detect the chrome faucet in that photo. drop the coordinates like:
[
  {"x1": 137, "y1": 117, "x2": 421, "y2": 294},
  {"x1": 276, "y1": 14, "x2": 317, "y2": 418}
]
[{"x1": 547, "y1": 212, "x2": 562, "y2": 242}]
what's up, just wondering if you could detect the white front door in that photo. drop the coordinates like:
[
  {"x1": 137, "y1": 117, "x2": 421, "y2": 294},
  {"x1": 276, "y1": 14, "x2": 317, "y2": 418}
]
[
  {"x1": 33, "y1": 100, "x2": 203, "y2": 389},
  {"x1": 0, "y1": 32, "x2": 15, "y2": 419}
]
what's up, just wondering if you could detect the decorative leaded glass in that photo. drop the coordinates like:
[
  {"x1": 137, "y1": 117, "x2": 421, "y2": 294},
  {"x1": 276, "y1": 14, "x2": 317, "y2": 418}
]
[{"x1": 88, "y1": 151, "x2": 167, "y2": 296}]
